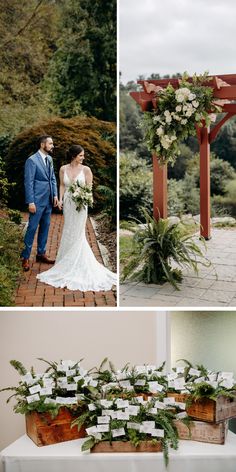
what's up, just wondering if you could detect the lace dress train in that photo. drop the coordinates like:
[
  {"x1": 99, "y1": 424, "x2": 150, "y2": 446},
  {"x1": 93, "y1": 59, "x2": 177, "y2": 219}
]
[{"x1": 36, "y1": 169, "x2": 117, "y2": 291}]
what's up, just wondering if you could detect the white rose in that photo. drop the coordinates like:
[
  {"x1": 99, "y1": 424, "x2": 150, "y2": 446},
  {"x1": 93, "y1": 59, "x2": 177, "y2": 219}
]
[
  {"x1": 188, "y1": 93, "x2": 196, "y2": 101},
  {"x1": 181, "y1": 119, "x2": 187, "y2": 125},
  {"x1": 192, "y1": 100, "x2": 199, "y2": 108},
  {"x1": 156, "y1": 126, "x2": 164, "y2": 136},
  {"x1": 164, "y1": 110, "x2": 171, "y2": 117},
  {"x1": 165, "y1": 115, "x2": 172, "y2": 123},
  {"x1": 209, "y1": 113, "x2": 217, "y2": 122},
  {"x1": 186, "y1": 110, "x2": 193, "y2": 117},
  {"x1": 175, "y1": 105, "x2": 182, "y2": 112}
]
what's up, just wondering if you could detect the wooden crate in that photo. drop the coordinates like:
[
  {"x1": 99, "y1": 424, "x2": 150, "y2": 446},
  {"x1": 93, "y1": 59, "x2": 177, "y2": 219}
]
[
  {"x1": 167, "y1": 392, "x2": 236, "y2": 423},
  {"x1": 25, "y1": 407, "x2": 86, "y2": 446},
  {"x1": 91, "y1": 440, "x2": 162, "y2": 453},
  {"x1": 174, "y1": 419, "x2": 228, "y2": 444}
]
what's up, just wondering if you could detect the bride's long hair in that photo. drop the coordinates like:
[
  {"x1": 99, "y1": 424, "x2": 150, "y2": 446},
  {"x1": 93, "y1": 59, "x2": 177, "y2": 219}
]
[{"x1": 67, "y1": 145, "x2": 84, "y2": 161}]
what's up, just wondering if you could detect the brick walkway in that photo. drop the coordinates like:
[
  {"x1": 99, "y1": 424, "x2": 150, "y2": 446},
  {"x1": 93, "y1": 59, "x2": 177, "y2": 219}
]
[
  {"x1": 120, "y1": 228, "x2": 236, "y2": 307},
  {"x1": 15, "y1": 214, "x2": 116, "y2": 307}
]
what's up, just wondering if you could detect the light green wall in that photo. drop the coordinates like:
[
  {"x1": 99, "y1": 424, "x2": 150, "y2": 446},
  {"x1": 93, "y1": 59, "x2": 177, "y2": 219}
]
[{"x1": 171, "y1": 311, "x2": 236, "y2": 375}]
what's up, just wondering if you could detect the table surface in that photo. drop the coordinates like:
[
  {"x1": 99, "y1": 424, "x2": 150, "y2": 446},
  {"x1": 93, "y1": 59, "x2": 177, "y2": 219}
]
[{"x1": 1, "y1": 432, "x2": 236, "y2": 472}]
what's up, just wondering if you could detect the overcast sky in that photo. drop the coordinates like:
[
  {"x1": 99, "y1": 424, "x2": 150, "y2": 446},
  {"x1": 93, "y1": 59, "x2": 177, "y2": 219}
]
[{"x1": 119, "y1": 0, "x2": 236, "y2": 84}]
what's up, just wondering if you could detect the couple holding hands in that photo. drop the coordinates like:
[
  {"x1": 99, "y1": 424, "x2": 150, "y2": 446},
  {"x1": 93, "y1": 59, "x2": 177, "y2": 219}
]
[{"x1": 21, "y1": 135, "x2": 116, "y2": 292}]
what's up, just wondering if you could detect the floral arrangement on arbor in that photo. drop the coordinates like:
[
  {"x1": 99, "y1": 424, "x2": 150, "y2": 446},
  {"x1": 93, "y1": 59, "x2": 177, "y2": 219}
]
[{"x1": 141, "y1": 72, "x2": 222, "y2": 165}]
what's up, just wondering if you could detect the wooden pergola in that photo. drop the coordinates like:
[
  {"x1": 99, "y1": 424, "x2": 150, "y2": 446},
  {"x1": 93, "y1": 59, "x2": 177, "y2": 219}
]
[{"x1": 130, "y1": 74, "x2": 236, "y2": 239}]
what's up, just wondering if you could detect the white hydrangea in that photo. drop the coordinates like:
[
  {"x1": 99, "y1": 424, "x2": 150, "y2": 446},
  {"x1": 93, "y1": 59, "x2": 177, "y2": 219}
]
[
  {"x1": 160, "y1": 134, "x2": 174, "y2": 149},
  {"x1": 153, "y1": 116, "x2": 161, "y2": 123}
]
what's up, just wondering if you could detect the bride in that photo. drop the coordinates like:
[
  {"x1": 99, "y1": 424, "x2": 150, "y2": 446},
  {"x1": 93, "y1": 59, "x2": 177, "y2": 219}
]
[{"x1": 37, "y1": 145, "x2": 117, "y2": 291}]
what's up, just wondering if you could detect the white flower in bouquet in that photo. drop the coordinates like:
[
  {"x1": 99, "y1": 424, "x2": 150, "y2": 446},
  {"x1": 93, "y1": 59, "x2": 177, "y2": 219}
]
[
  {"x1": 156, "y1": 126, "x2": 164, "y2": 136},
  {"x1": 68, "y1": 180, "x2": 93, "y2": 212},
  {"x1": 192, "y1": 100, "x2": 199, "y2": 108}
]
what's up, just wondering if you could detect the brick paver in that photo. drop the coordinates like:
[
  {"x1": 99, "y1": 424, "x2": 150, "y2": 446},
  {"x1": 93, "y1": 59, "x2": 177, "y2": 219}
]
[
  {"x1": 15, "y1": 213, "x2": 116, "y2": 307},
  {"x1": 120, "y1": 228, "x2": 236, "y2": 307}
]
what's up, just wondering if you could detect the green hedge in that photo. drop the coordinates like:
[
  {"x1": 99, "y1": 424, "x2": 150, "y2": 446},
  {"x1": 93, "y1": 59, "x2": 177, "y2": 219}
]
[
  {"x1": 0, "y1": 218, "x2": 23, "y2": 306},
  {"x1": 6, "y1": 116, "x2": 116, "y2": 211}
]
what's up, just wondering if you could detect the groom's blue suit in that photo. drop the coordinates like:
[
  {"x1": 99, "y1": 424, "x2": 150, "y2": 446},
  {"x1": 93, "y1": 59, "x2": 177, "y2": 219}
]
[{"x1": 21, "y1": 151, "x2": 58, "y2": 259}]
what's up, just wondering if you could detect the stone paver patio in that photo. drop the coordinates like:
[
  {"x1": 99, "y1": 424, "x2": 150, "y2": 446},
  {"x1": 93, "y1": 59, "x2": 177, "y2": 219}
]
[{"x1": 120, "y1": 228, "x2": 236, "y2": 307}]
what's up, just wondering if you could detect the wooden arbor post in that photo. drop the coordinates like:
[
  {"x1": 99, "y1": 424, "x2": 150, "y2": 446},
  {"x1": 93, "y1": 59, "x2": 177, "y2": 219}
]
[{"x1": 130, "y1": 75, "x2": 236, "y2": 239}]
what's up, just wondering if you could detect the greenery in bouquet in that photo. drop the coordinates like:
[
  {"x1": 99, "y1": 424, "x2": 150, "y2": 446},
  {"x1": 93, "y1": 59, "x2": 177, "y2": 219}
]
[
  {"x1": 167, "y1": 359, "x2": 236, "y2": 403},
  {"x1": 0, "y1": 359, "x2": 98, "y2": 417},
  {"x1": 122, "y1": 209, "x2": 210, "y2": 289},
  {"x1": 68, "y1": 180, "x2": 93, "y2": 212},
  {"x1": 72, "y1": 395, "x2": 185, "y2": 465},
  {"x1": 141, "y1": 72, "x2": 222, "y2": 165}
]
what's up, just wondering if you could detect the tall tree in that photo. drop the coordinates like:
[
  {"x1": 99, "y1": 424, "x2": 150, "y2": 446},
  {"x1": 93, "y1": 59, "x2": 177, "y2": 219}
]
[{"x1": 47, "y1": 0, "x2": 116, "y2": 122}]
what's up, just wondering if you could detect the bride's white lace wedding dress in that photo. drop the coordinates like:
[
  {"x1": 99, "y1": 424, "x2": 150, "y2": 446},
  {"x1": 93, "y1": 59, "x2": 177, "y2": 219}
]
[{"x1": 37, "y1": 168, "x2": 117, "y2": 291}]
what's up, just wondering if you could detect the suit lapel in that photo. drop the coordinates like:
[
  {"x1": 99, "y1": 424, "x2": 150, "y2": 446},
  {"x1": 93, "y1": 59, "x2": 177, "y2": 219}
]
[{"x1": 36, "y1": 151, "x2": 49, "y2": 179}]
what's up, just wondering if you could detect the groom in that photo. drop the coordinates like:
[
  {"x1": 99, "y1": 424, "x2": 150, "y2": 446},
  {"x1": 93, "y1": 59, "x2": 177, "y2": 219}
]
[{"x1": 21, "y1": 135, "x2": 58, "y2": 271}]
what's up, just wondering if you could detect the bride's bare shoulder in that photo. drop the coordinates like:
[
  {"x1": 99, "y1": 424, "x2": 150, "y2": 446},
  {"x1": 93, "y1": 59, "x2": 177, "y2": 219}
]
[
  {"x1": 59, "y1": 164, "x2": 67, "y2": 172},
  {"x1": 83, "y1": 165, "x2": 92, "y2": 173}
]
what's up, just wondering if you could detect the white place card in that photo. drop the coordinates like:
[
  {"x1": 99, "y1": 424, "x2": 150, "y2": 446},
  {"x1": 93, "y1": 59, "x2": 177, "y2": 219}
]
[
  {"x1": 96, "y1": 424, "x2": 110, "y2": 433},
  {"x1": 21, "y1": 373, "x2": 33, "y2": 385},
  {"x1": 40, "y1": 387, "x2": 52, "y2": 396},
  {"x1": 119, "y1": 380, "x2": 131, "y2": 388},
  {"x1": 88, "y1": 403, "x2": 97, "y2": 411},
  {"x1": 154, "y1": 401, "x2": 166, "y2": 410},
  {"x1": 176, "y1": 367, "x2": 185, "y2": 374},
  {"x1": 134, "y1": 379, "x2": 146, "y2": 386},
  {"x1": 29, "y1": 384, "x2": 41, "y2": 395},
  {"x1": 100, "y1": 399, "x2": 113, "y2": 408},
  {"x1": 176, "y1": 412, "x2": 188, "y2": 419},
  {"x1": 163, "y1": 397, "x2": 175, "y2": 404},
  {"x1": 127, "y1": 422, "x2": 140, "y2": 431},
  {"x1": 148, "y1": 381, "x2": 163, "y2": 393},
  {"x1": 97, "y1": 416, "x2": 110, "y2": 424},
  {"x1": 65, "y1": 383, "x2": 77, "y2": 391},
  {"x1": 125, "y1": 405, "x2": 140, "y2": 416},
  {"x1": 116, "y1": 399, "x2": 130, "y2": 409},
  {"x1": 86, "y1": 426, "x2": 97, "y2": 435},
  {"x1": 117, "y1": 411, "x2": 130, "y2": 420},
  {"x1": 151, "y1": 428, "x2": 164, "y2": 438},
  {"x1": 189, "y1": 368, "x2": 200, "y2": 376},
  {"x1": 27, "y1": 393, "x2": 40, "y2": 403},
  {"x1": 112, "y1": 428, "x2": 125, "y2": 438},
  {"x1": 174, "y1": 378, "x2": 185, "y2": 390},
  {"x1": 149, "y1": 407, "x2": 158, "y2": 414}
]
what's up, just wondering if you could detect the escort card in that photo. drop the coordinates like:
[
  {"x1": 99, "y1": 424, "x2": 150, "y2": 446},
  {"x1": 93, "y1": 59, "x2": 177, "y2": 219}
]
[
  {"x1": 40, "y1": 387, "x2": 52, "y2": 396},
  {"x1": 96, "y1": 424, "x2": 110, "y2": 433},
  {"x1": 27, "y1": 393, "x2": 40, "y2": 403},
  {"x1": 65, "y1": 369, "x2": 76, "y2": 377},
  {"x1": 116, "y1": 399, "x2": 130, "y2": 409},
  {"x1": 86, "y1": 426, "x2": 97, "y2": 435},
  {"x1": 29, "y1": 384, "x2": 41, "y2": 395},
  {"x1": 65, "y1": 383, "x2": 77, "y2": 391},
  {"x1": 174, "y1": 378, "x2": 185, "y2": 390},
  {"x1": 176, "y1": 411, "x2": 188, "y2": 419},
  {"x1": 97, "y1": 416, "x2": 110, "y2": 424},
  {"x1": 148, "y1": 381, "x2": 163, "y2": 393},
  {"x1": 154, "y1": 401, "x2": 166, "y2": 409},
  {"x1": 43, "y1": 378, "x2": 55, "y2": 388},
  {"x1": 89, "y1": 380, "x2": 98, "y2": 387},
  {"x1": 134, "y1": 379, "x2": 146, "y2": 386},
  {"x1": 100, "y1": 399, "x2": 113, "y2": 408},
  {"x1": 151, "y1": 428, "x2": 164, "y2": 438},
  {"x1": 174, "y1": 402, "x2": 186, "y2": 410},
  {"x1": 117, "y1": 411, "x2": 130, "y2": 420},
  {"x1": 176, "y1": 367, "x2": 185, "y2": 374},
  {"x1": 189, "y1": 368, "x2": 200, "y2": 376},
  {"x1": 112, "y1": 428, "x2": 125, "y2": 437},
  {"x1": 88, "y1": 403, "x2": 96, "y2": 411},
  {"x1": 119, "y1": 380, "x2": 131, "y2": 388},
  {"x1": 163, "y1": 397, "x2": 175, "y2": 404},
  {"x1": 125, "y1": 405, "x2": 140, "y2": 416},
  {"x1": 127, "y1": 422, "x2": 140, "y2": 431},
  {"x1": 149, "y1": 407, "x2": 158, "y2": 414}
]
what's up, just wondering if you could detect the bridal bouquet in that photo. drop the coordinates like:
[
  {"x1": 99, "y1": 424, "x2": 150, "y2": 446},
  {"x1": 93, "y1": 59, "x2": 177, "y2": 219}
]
[{"x1": 68, "y1": 180, "x2": 93, "y2": 212}]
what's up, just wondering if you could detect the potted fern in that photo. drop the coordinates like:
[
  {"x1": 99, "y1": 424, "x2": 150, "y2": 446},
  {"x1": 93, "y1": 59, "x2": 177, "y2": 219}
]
[{"x1": 122, "y1": 210, "x2": 210, "y2": 289}]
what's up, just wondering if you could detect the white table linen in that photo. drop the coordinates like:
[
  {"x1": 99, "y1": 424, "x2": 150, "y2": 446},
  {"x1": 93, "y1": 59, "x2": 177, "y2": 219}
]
[{"x1": 1, "y1": 432, "x2": 236, "y2": 472}]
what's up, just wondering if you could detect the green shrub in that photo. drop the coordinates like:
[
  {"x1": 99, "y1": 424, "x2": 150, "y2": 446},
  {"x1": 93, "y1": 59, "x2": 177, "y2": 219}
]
[
  {"x1": 0, "y1": 218, "x2": 23, "y2": 306},
  {"x1": 212, "y1": 179, "x2": 236, "y2": 217},
  {"x1": 8, "y1": 209, "x2": 22, "y2": 225},
  {"x1": 120, "y1": 152, "x2": 152, "y2": 221},
  {"x1": 6, "y1": 116, "x2": 116, "y2": 212}
]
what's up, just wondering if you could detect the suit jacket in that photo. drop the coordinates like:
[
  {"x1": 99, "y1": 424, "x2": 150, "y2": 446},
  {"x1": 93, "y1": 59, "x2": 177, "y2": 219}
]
[{"x1": 24, "y1": 151, "x2": 58, "y2": 205}]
